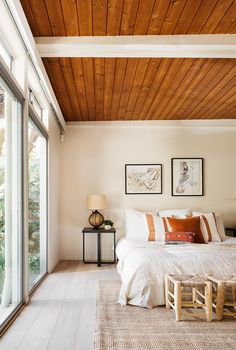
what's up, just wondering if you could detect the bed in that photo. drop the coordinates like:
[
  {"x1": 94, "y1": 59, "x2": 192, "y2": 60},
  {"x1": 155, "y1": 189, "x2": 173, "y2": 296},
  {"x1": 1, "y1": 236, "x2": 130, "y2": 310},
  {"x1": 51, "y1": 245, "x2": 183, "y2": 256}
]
[{"x1": 116, "y1": 237, "x2": 236, "y2": 308}]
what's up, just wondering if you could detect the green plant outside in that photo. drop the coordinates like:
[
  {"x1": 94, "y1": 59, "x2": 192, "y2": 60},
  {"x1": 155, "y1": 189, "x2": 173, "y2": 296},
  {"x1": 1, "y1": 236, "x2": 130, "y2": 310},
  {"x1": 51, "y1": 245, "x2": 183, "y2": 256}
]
[{"x1": 0, "y1": 145, "x2": 41, "y2": 295}]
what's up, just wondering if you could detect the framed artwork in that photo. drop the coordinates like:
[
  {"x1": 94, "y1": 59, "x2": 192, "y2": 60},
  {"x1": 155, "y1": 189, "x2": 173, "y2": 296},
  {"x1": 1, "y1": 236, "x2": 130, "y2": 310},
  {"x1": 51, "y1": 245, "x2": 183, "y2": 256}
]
[
  {"x1": 125, "y1": 164, "x2": 162, "y2": 194},
  {"x1": 171, "y1": 158, "x2": 204, "y2": 196}
]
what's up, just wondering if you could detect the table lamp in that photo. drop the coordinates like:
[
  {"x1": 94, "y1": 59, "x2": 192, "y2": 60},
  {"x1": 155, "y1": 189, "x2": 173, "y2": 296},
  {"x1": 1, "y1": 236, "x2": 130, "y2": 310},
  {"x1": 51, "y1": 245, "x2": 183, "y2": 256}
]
[{"x1": 87, "y1": 194, "x2": 106, "y2": 229}]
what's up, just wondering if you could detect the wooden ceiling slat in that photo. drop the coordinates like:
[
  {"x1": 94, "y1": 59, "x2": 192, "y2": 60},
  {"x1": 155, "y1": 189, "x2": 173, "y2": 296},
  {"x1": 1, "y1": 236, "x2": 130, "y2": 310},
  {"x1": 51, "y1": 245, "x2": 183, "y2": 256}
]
[
  {"x1": 161, "y1": 58, "x2": 206, "y2": 118},
  {"x1": 70, "y1": 58, "x2": 89, "y2": 120},
  {"x1": 124, "y1": 58, "x2": 150, "y2": 119},
  {"x1": 181, "y1": 60, "x2": 236, "y2": 117},
  {"x1": 21, "y1": 0, "x2": 236, "y2": 36},
  {"x1": 133, "y1": 0, "x2": 156, "y2": 35},
  {"x1": 187, "y1": 0, "x2": 218, "y2": 34},
  {"x1": 199, "y1": 89, "x2": 236, "y2": 119},
  {"x1": 59, "y1": 58, "x2": 81, "y2": 120},
  {"x1": 43, "y1": 57, "x2": 236, "y2": 121},
  {"x1": 60, "y1": 0, "x2": 79, "y2": 36},
  {"x1": 106, "y1": 0, "x2": 124, "y2": 35},
  {"x1": 186, "y1": 69, "x2": 236, "y2": 118},
  {"x1": 138, "y1": 58, "x2": 174, "y2": 119},
  {"x1": 145, "y1": 58, "x2": 185, "y2": 119},
  {"x1": 120, "y1": 0, "x2": 140, "y2": 35},
  {"x1": 169, "y1": 59, "x2": 222, "y2": 117},
  {"x1": 117, "y1": 58, "x2": 139, "y2": 119},
  {"x1": 184, "y1": 84, "x2": 236, "y2": 120},
  {"x1": 20, "y1": 0, "x2": 40, "y2": 36},
  {"x1": 26, "y1": 0, "x2": 52, "y2": 35},
  {"x1": 94, "y1": 58, "x2": 105, "y2": 120},
  {"x1": 173, "y1": 0, "x2": 202, "y2": 34},
  {"x1": 215, "y1": 104, "x2": 236, "y2": 119},
  {"x1": 110, "y1": 58, "x2": 128, "y2": 118},
  {"x1": 194, "y1": 90, "x2": 236, "y2": 119},
  {"x1": 43, "y1": 58, "x2": 68, "y2": 117},
  {"x1": 200, "y1": 0, "x2": 234, "y2": 33},
  {"x1": 82, "y1": 58, "x2": 96, "y2": 120},
  {"x1": 44, "y1": 58, "x2": 74, "y2": 120},
  {"x1": 227, "y1": 20, "x2": 236, "y2": 33},
  {"x1": 150, "y1": 59, "x2": 195, "y2": 118},
  {"x1": 213, "y1": 108, "x2": 234, "y2": 119},
  {"x1": 20, "y1": 1, "x2": 236, "y2": 121},
  {"x1": 146, "y1": 0, "x2": 171, "y2": 35},
  {"x1": 76, "y1": 0, "x2": 93, "y2": 35},
  {"x1": 221, "y1": 111, "x2": 236, "y2": 119},
  {"x1": 44, "y1": 0, "x2": 66, "y2": 36},
  {"x1": 131, "y1": 59, "x2": 161, "y2": 117},
  {"x1": 160, "y1": 0, "x2": 188, "y2": 34},
  {"x1": 104, "y1": 58, "x2": 116, "y2": 119},
  {"x1": 213, "y1": 1, "x2": 236, "y2": 33},
  {"x1": 93, "y1": 0, "x2": 108, "y2": 36}
]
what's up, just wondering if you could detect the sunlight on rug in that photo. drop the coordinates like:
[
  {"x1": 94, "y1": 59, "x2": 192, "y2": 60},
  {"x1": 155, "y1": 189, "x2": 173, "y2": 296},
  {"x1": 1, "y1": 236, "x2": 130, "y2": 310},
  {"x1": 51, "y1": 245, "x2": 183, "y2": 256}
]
[{"x1": 94, "y1": 280, "x2": 236, "y2": 350}]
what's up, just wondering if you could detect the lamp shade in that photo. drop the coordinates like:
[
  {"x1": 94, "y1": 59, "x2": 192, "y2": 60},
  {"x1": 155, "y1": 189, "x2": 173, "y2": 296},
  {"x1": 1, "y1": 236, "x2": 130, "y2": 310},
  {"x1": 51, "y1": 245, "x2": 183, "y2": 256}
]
[{"x1": 87, "y1": 194, "x2": 106, "y2": 210}]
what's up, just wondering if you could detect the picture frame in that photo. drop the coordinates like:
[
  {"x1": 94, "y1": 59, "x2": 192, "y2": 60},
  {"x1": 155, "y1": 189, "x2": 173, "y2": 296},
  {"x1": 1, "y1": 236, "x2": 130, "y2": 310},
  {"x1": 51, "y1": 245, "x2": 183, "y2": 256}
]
[
  {"x1": 125, "y1": 164, "x2": 162, "y2": 195},
  {"x1": 171, "y1": 158, "x2": 204, "y2": 196}
]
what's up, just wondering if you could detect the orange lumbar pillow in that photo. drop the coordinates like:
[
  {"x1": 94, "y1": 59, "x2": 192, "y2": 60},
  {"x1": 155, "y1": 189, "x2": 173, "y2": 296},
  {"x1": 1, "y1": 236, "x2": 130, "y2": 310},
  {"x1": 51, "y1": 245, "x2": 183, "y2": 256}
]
[{"x1": 165, "y1": 231, "x2": 195, "y2": 244}]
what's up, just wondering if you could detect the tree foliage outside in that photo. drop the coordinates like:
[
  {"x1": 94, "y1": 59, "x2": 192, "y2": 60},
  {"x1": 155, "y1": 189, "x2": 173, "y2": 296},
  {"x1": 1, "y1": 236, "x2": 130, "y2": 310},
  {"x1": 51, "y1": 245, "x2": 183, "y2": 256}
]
[
  {"x1": 28, "y1": 145, "x2": 41, "y2": 282},
  {"x1": 0, "y1": 128, "x2": 41, "y2": 297}
]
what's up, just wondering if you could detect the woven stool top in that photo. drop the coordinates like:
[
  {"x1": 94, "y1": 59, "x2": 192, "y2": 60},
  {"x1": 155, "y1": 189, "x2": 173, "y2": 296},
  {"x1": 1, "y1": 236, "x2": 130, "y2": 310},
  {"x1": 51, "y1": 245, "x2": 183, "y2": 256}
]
[
  {"x1": 208, "y1": 275, "x2": 236, "y2": 286},
  {"x1": 168, "y1": 274, "x2": 208, "y2": 287}
]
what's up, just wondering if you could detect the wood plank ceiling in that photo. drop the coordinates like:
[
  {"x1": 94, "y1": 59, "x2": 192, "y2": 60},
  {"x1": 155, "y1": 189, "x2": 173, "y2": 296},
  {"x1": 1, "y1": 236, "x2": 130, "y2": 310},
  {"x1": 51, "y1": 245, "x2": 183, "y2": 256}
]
[{"x1": 20, "y1": 0, "x2": 236, "y2": 121}]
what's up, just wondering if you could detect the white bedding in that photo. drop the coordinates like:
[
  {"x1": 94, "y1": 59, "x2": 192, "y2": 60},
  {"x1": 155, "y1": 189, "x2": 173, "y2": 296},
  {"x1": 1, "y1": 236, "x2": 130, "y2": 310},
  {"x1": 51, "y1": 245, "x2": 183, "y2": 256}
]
[{"x1": 116, "y1": 237, "x2": 236, "y2": 308}]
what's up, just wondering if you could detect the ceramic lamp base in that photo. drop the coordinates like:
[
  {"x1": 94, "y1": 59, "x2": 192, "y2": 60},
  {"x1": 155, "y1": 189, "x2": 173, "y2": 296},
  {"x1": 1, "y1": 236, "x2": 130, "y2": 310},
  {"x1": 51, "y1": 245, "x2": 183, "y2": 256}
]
[{"x1": 89, "y1": 210, "x2": 104, "y2": 229}]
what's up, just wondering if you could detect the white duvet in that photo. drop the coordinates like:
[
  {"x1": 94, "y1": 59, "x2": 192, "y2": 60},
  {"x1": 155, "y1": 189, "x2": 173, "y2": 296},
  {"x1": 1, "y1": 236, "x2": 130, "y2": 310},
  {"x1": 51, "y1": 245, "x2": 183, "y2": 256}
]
[{"x1": 116, "y1": 237, "x2": 236, "y2": 308}]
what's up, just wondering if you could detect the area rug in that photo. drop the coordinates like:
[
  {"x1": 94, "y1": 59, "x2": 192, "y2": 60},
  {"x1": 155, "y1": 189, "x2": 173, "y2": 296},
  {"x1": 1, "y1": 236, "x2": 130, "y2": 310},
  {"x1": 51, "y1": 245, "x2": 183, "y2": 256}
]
[{"x1": 94, "y1": 280, "x2": 236, "y2": 350}]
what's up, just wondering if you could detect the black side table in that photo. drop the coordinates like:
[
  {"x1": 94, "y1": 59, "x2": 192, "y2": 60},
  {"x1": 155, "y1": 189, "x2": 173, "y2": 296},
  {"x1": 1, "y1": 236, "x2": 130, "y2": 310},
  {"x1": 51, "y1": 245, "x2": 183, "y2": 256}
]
[
  {"x1": 225, "y1": 227, "x2": 236, "y2": 237},
  {"x1": 82, "y1": 227, "x2": 116, "y2": 267}
]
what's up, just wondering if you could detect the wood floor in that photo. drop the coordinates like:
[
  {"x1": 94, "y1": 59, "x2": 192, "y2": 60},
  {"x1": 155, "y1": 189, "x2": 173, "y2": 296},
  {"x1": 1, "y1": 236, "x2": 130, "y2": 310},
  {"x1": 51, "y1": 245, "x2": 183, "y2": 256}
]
[{"x1": 0, "y1": 261, "x2": 118, "y2": 350}]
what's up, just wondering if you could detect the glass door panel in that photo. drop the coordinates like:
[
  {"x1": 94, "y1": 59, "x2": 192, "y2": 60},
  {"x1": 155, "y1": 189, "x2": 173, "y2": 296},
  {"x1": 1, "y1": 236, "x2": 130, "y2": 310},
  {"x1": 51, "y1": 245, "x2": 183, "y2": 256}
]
[
  {"x1": 28, "y1": 119, "x2": 47, "y2": 290},
  {"x1": 0, "y1": 77, "x2": 22, "y2": 325}
]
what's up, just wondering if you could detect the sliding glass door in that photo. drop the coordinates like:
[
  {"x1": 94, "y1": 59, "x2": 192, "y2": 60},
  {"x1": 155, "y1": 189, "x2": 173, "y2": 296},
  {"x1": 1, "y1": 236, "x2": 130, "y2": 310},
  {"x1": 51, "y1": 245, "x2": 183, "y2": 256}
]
[
  {"x1": 0, "y1": 77, "x2": 22, "y2": 325},
  {"x1": 28, "y1": 119, "x2": 47, "y2": 290}
]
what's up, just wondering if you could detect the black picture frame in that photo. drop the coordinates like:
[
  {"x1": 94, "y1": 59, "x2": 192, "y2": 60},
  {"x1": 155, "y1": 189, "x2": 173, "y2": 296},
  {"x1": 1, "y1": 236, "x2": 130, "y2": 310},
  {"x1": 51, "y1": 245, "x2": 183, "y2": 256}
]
[
  {"x1": 171, "y1": 158, "x2": 204, "y2": 196},
  {"x1": 125, "y1": 164, "x2": 162, "y2": 195}
]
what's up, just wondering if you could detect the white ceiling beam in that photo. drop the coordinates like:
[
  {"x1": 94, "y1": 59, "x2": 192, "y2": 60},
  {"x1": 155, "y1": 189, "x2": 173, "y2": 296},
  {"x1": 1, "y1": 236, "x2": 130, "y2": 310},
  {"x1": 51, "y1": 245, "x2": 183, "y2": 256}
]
[{"x1": 35, "y1": 34, "x2": 236, "y2": 58}]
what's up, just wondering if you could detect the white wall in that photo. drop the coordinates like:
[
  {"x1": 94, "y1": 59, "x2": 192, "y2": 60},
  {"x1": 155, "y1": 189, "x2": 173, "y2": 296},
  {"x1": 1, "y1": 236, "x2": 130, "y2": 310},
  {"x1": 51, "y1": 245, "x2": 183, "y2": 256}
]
[
  {"x1": 59, "y1": 121, "x2": 236, "y2": 260},
  {"x1": 48, "y1": 115, "x2": 61, "y2": 272}
]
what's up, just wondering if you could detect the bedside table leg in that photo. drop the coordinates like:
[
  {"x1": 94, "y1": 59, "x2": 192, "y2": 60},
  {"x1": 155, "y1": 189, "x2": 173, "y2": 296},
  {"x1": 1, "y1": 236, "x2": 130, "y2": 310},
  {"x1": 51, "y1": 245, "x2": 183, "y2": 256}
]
[
  {"x1": 82, "y1": 232, "x2": 85, "y2": 263},
  {"x1": 97, "y1": 232, "x2": 101, "y2": 267}
]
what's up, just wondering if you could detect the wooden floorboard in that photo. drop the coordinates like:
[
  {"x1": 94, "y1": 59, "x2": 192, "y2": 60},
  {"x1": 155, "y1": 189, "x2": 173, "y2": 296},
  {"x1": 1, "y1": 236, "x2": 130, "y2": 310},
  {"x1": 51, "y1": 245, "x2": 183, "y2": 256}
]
[{"x1": 0, "y1": 261, "x2": 118, "y2": 350}]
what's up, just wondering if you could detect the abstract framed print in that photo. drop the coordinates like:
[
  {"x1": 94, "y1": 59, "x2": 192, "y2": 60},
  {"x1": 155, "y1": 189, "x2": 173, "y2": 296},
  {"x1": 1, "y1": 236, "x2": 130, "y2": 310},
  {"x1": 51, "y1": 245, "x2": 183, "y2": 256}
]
[
  {"x1": 171, "y1": 158, "x2": 204, "y2": 196},
  {"x1": 125, "y1": 164, "x2": 162, "y2": 194}
]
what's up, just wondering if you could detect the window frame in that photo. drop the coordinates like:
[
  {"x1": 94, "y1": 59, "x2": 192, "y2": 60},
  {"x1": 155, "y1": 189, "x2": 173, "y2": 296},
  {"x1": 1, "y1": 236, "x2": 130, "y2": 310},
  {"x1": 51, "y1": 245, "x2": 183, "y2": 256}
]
[
  {"x1": 0, "y1": 39, "x2": 13, "y2": 71},
  {"x1": 28, "y1": 111, "x2": 48, "y2": 295},
  {"x1": 0, "y1": 58, "x2": 24, "y2": 335},
  {"x1": 28, "y1": 88, "x2": 43, "y2": 122},
  {"x1": 0, "y1": 53, "x2": 49, "y2": 333}
]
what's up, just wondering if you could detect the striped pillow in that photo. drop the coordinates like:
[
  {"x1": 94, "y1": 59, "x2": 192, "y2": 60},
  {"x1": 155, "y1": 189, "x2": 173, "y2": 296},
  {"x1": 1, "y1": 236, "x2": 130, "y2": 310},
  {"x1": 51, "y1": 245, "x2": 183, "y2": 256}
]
[
  {"x1": 192, "y1": 212, "x2": 222, "y2": 242},
  {"x1": 145, "y1": 214, "x2": 167, "y2": 241},
  {"x1": 125, "y1": 209, "x2": 165, "y2": 241}
]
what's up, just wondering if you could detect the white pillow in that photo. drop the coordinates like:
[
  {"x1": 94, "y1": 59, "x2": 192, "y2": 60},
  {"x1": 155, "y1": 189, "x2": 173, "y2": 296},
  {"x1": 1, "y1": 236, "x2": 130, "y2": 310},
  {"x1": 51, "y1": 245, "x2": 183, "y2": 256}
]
[
  {"x1": 192, "y1": 212, "x2": 221, "y2": 242},
  {"x1": 125, "y1": 209, "x2": 149, "y2": 241},
  {"x1": 214, "y1": 212, "x2": 226, "y2": 241},
  {"x1": 158, "y1": 208, "x2": 192, "y2": 217},
  {"x1": 125, "y1": 209, "x2": 165, "y2": 241}
]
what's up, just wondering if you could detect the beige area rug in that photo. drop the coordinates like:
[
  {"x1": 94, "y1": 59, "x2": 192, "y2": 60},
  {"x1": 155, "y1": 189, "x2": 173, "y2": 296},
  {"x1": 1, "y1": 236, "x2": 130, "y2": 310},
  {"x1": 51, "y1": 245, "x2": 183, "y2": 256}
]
[{"x1": 94, "y1": 280, "x2": 236, "y2": 350}]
